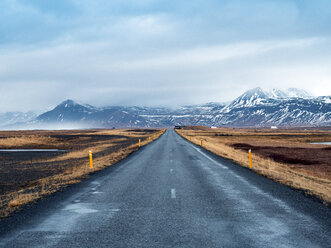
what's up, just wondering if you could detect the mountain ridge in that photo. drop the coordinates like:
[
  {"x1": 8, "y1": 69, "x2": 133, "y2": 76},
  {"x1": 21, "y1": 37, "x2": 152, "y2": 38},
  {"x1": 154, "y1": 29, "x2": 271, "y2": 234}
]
[{"x1": 1, "y1": 88, "x2": 330, "y2": 129}]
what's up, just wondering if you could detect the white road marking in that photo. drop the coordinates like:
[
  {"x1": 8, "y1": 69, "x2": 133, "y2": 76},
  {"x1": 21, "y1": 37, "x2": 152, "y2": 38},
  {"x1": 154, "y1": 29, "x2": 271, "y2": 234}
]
[
  {"x1": 170, "y1": 168, "x2": 173, "y2": 173},
  {"x1": 171, "y1": 188, "x2": 176, "y2": 199},
  {"x1": 192, "y1": 147, "x2": 228, "y2": 169},
  {"x1": 191, "y1": 142, "x2": 305, "y2": 218}
]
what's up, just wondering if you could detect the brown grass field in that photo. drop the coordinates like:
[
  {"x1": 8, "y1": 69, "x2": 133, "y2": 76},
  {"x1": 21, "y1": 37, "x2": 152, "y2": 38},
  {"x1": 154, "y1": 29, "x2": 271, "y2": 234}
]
[
  {"x1": 0, "y1": 128, "x2": 164, "y2": 218},
  {"x1": 177, "y1": 126, "x2": 331, "y2": 204}
]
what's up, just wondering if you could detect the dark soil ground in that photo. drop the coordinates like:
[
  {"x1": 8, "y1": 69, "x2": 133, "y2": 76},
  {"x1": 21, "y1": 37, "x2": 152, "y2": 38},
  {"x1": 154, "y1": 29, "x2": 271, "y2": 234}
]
[
  {"x1": 0, "y1": 132, "x2": 143, "y2": 195},
  {"x1": 0, "y1": 129, "x2": 160, "y2": 217},
  {"x1": 232, "y1": 143, "x2": 331, "y2": 179}
]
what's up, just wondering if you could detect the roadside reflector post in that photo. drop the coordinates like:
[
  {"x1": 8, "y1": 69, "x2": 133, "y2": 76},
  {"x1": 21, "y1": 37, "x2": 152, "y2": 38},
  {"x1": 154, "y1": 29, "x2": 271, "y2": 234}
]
[
  {"x1": 89, "y1": 151, "x2": 93, "y2": 168},
  {"x1": 139, "y1": 139, "x2": 141, "y2": 147},
  {"x1": 249, "y1": 149, "x2": 252, "y2": 168},
  {"x1": 190, "y1": 137, "x2": 192, "y2": 142},
  {"x1": 201, "y1": 140, "x2": 203, "y2": 147},
  {"x1": 149, "y1": 137, "x2": 151, "y2": 142}
]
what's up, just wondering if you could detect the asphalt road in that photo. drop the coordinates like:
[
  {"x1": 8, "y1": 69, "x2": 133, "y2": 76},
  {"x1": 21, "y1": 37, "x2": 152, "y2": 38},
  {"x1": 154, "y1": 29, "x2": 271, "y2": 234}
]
[{"x1": 0, "y1": 129, "x2": 330, "y2": 247}]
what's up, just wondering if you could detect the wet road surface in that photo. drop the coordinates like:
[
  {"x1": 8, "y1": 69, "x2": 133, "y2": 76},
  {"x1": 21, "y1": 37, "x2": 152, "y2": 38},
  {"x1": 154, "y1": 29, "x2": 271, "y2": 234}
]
[{"x1": 0, "y1": 129, "x2": 330, "y2": 247}]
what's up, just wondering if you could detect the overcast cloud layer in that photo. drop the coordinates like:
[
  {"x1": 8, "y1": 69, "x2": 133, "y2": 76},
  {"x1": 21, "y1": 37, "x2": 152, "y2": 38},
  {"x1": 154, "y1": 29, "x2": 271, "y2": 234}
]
[{"x1": 1, "y1": 0, "x2": 331, "y2": 112}]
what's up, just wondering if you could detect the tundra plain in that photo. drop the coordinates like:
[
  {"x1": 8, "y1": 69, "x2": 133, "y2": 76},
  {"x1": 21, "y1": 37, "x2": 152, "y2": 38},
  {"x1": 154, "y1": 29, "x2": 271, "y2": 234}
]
[
  {"x1": 177, "y1": 126, "x2": 331, "y2": 204},
  {"x1": 0, "y1": 129, "x2": 164, "y2": 218}
]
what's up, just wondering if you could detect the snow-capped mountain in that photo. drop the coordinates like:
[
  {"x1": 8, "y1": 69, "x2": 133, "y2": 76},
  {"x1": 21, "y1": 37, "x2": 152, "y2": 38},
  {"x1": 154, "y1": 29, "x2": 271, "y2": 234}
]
[
  {"x1": 37, "y1": 100, "x2": 98, "y2": 122},
  {"x1": 0, "y1": 88, "x2": 329, "y2": 129},
  {"x1": 214, "y1": 87, "x2": 329, "y2": 127},
  {"x1": 222, "y1": 87, "x2": 271, "y2": 111},
  {"x1": 268, "y1": 88, "x2": 289, "y2": 99},
  {"x1": 285, "y1": 88, "x2": 313, "y2": 98},
  {"x1": 34, "y1": 100, "x2": 226, "y2": 128},
  {"x1": 36, "y1": 100, "x2": 150, "y2": 127},
  {"x1": 214, "y1": 96, "x2": 330, "y2": 127},
  {"x1": 266, "y1": 88, "x2": 313, "y2": 99}
]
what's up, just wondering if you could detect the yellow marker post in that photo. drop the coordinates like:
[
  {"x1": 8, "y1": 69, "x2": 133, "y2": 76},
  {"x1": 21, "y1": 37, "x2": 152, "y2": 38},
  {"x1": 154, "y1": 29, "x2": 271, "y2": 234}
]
[
  {"x1": 89, "y1": 151, "x2": 93, "y2": 168},
  {"x1": 190, "y1": 137, "x2": 192, "y2": 142},
  {"x1": 139, "y1": 139, "x2": 141, "y2": 148},
  {"x1": 201, "y1": 140, "x2": 203, "y2": 147},
  {"x1": 149, "y1": 137, "x2": 151, "y2": 143},
  {"x1": 249, "y1": 149, "x2": 252, "y2": 168}
]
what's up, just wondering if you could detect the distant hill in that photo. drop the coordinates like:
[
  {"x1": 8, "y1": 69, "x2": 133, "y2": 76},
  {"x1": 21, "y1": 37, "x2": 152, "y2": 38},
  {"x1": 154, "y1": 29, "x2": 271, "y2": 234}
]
[
  {"x1": 0, "y1": 111, "x2": 37, "y2": 128},
  {"x1": 1, "y1": 88, "x2": 330, "y2": 129},
  {"x1": 215, "y1": 88, "x2": 330, "y2": 127},
  {"x1": 34, "y1": 100, "x2": 224, "y2": 128}
]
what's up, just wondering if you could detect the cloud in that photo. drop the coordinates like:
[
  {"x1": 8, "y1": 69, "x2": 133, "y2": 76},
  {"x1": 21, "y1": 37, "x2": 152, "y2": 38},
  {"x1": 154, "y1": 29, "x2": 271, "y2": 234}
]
[
  {"x1": 1, "y1": 35, "x2": 330, "y2": 111},
  {"x1": 0, "y1": 0, "x2": 331, "y2": 112},
  {"x1": 108, "y1": 37, "x2": 323, "y2": 69}
]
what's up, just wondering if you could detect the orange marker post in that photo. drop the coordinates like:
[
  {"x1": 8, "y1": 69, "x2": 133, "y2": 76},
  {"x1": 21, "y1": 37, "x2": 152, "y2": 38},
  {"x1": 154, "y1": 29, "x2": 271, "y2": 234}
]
[
  {"x1": 249, "y1": 149, "x2": 252, "y2": 168},
  {"x1": 89, "y1": 151, "x2": 93, "y2": 168}
]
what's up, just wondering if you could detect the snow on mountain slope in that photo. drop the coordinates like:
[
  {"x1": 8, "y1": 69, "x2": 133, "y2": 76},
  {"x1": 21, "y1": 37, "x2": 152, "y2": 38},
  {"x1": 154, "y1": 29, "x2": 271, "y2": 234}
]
[
  {"x1": 286, "y1": 88, "x2": 313, "y2": 98},
  {"x1": 1, "y1": 88, "x2": 329, "y2": 129},
  {"x1": 37, "y1": 100, "x2": 98, "y2": 123},
  {"x1": 222, "y1": 87, "x2": 272, "y2": 112},
  {"x1": 215, "y1": 88, "x2": 329, "y2": 127},
  {"x1": 264, "y1": 88, "x2": 312, "y2": 99},
  {"x1": 268, "y1": 88, "x2": 288, "y2": 99},
  {"x1": 215, "y1": 96, "x2": 330, "y2": 127}
]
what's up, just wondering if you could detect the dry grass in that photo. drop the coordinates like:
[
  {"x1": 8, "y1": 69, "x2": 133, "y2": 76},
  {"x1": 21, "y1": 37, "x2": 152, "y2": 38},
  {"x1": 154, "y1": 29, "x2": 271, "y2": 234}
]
[
  {"x1": 177, "y1": 127, "x2": 331, "y2": 204},
  {"x1": 0, "y1": 135, "x2": 60, "y2": 149},
  {"x1": 0, "y1": 129, "x2": 165, "y2": 218},
  {"x1": 8, "y1": 193, "x2": 39, "y2": 208}
]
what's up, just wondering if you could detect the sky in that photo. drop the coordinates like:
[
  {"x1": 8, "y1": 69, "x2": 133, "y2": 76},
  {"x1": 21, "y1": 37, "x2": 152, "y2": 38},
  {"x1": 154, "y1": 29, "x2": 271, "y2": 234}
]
[{"x1": 0, "y1": 0, "x2": 331, "y2": 112}]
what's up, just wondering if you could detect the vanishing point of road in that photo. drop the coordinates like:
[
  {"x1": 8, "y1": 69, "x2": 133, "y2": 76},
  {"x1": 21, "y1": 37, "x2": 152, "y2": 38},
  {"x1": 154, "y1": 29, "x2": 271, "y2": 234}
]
[{"x1": 0, "y1": 130, "x2": 330, "y2": 247}]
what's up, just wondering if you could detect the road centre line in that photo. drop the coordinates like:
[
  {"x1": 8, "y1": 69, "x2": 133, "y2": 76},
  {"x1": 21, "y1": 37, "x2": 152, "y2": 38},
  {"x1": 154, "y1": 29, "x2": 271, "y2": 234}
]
[{"x1": 171, "y1": 188, "x2": 176, "y2": 199}]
